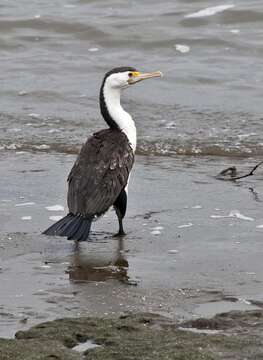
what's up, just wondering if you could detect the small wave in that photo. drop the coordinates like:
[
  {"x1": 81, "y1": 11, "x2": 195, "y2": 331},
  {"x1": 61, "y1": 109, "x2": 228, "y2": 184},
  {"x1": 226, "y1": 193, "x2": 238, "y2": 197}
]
[
  {"x1": 1, "y1": 140, "x2": 262, "y2": 158},
  {"x1": 220, "y1": 9, "x2": 263, "y2": 24},
  {"x1": 185, "y1": 5, "x2": 235, "y2": 19},
  {"x1": 1, "y1": 108, "x2": 263, "y2": 158},
  {"x1": 0, "y1": 142, "x2": 80, "y2": 154},
  {"x1": 0, "y1": 17, "x2": 106, "y2": 37},
  {"x1": 136, "y1": 141, "x2": 263, "y2": 158}
]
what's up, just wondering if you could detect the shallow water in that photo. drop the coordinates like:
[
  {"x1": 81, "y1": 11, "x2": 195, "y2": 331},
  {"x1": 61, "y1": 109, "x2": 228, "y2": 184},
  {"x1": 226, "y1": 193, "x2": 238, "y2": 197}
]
[
  {"x1": 1, "y1": 0, "x2": 263, "y2": 156},
  {"x1": 0, "y1": 153, "x2": 263, "y2": 337}
]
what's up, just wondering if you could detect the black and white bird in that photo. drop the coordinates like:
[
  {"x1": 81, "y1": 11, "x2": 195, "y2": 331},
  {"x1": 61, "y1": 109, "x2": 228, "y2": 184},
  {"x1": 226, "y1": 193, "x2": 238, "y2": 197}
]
[{"x1": 43, "y1": 67, "x2": 162, "y2": 241}]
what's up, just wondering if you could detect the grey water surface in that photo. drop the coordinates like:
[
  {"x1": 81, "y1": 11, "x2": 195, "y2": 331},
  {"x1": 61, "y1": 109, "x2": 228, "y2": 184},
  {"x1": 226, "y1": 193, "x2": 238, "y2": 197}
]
[
  {"x1": 1, "y1": 0, "x2": 263, "y2": 156},
  {"x1": 1, "y1": 0, "x2": 263, "y2": 339}
]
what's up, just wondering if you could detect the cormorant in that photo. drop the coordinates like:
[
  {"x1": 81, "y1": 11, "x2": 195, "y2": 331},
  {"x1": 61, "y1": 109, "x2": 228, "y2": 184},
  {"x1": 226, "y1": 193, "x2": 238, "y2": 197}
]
[{"x1": 43, "y1": 67, "x2": 162, "y2": 241}]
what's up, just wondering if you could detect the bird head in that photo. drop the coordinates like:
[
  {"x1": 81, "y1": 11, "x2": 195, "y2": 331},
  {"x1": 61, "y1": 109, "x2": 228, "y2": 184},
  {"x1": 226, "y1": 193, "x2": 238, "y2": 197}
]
[
  {"x1": 99, "y1": 66, "x2": 163, "y2": 137},
  {"x1": 103, "y1": 66, "x2": 162, "y2": 90}
]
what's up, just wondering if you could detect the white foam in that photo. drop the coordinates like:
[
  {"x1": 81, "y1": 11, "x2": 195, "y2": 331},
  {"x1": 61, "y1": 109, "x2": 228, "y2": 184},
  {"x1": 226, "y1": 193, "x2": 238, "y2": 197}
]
[
  {"x1": 152, "y1": 226, "x2": 164, "y2": 230},
  {"x1": 6, "y1": 144, "x2": 17, "y2": 150},
  {"x1": 28, "y1": 113, "x2": 40, "y2": 118},
  {"x1": 178, "y1": 223, "x2": 193, "y2": 228},
  {"x1": 175, "y1": 44, "x2": 190, "y2": 53},
  {"x1": 88, "y1": 47, "x2": 99, "y2": 52},
  {"x1": 18, "y1": 91, "x2": 28, "y2": 96},
  {"x1": 237, "y1": 133, "x2": 256, "y2": 139},
  {"x1": 185, "y1": 5, "x2": 235, "y2": 18},
  {"x1": 46, "y1": 205, "x2": 64, "y2": 211},
  {"x1": 15, "y1": 202, "x2": 35, "y2": 207},
  {"x1": 40, "y1": 264, "x2": 51, "y2": 269},
  {"x1": 35, "y1": 144, "x2": 50, "y2": 150},
  {"x1": 168, "y1": 250, "x2": 179, "y2": 254},
  {"x1": 49, "y1": 215, "x2": 63, "y2": 221},
  {"x1": 256, "y1": 224, "x2": 263, "y2": 228},
  {"x1": 229, "y1": 210, "x2": 254, "y2": 221},
  {"x1": 21, "y1": 216, "x2": 32, "y2": 220},
  {"x1": 48, "y1": 129, "x2": 60, "y2": 133},
  {"x1": 211, "y1": 210, "x2": 254, "y2": 221},
  {"x1": 238, "y1": 298, "x2": 251, "y2": 305},
  {"x1": 210, "y1": 214, "x2": 226, "y2": 219},
  {"x1": 230, "y1": 29, "x2": 240, "y2": 34},
  {"x1": 192, "y1": 205, "x2": 202, "y2": 209},
  {"x1": 165, "y1": 121, "x2": 176, "y2": 129},
  {"x1": 151, "y1": 230, "x2": 161, "y2": 235}
]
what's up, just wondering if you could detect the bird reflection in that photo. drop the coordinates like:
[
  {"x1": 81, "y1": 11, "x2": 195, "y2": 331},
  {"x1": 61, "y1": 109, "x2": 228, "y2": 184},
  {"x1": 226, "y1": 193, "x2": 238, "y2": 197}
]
[{"x1": 67, "y1": 237, "x2": 129, "y2": 283}]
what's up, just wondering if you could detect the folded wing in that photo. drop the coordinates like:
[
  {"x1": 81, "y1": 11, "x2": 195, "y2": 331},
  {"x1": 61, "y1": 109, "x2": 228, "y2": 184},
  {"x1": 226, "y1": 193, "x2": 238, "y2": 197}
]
[{"x1": 67, "y1": 129, "x2": 134, "y2": 217}]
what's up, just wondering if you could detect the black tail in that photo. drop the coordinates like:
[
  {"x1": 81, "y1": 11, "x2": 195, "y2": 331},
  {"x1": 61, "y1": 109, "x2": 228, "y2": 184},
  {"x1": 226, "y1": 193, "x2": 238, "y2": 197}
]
[{"x1": 43, "y1": 213, "x2": 93, "y2": 242}]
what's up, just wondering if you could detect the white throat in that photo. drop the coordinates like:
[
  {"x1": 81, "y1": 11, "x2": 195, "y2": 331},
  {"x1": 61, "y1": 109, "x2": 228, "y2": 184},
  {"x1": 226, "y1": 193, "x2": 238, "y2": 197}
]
[{"x1": 103, "y1": 81, "x2": 137, "y2": 152}]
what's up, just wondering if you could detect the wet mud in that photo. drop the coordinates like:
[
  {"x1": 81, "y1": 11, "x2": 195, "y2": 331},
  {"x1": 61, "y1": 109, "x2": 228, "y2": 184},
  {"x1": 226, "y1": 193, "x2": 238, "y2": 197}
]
[{"x1": 1, "y1": 311, "x2": 263, "y2": 360}]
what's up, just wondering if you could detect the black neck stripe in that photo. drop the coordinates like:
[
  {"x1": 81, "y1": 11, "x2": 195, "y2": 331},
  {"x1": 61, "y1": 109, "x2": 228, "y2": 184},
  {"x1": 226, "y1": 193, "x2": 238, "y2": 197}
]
[
  {"x1": 99, "y1": 67, "x2": 137, "y2": 129},
  {"x1": 99, "y1": 85, "x2": 119, "y2": 129}
]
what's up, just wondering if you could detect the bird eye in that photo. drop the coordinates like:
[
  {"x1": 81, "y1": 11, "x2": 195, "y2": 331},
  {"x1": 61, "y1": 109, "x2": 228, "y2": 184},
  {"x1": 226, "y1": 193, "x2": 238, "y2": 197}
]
[{"x1": 128, "y1": 72, "x2": 133, "y2": 78}]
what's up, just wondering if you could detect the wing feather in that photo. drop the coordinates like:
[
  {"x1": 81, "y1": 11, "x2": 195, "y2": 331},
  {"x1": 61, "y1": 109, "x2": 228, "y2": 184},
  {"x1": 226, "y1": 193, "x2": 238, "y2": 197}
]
[{"x1": 67, "y1": 129, "x2": 134, "y2": 217}]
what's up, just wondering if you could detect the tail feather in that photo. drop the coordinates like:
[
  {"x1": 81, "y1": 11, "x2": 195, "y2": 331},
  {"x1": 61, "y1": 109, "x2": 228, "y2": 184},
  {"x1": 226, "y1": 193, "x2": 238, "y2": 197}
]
[
  {"x1": 55, "y1": 216, "x2": 76, "y2": 236},
  {"x1": 42, "y1": 214, "x2": 73, "y2": 236},
  {"x1": 63, "y1": 215, "x2": 83, "y2": 238},
  {"x1": 80, "y1": 221, "x2": 92, "y2": 241},
  {"x1": 70, "y1": 218, "x2": 92, "y2": 242},
  {"x1": 59, "y1": 215, "x2": 81, "y2": 237},
  {"x1": 43, "y1": 213, "x2": 93, "y2": 241}
]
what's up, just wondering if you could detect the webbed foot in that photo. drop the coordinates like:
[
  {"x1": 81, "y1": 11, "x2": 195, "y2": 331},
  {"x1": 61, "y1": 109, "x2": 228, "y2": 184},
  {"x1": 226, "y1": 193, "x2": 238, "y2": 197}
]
[{"x1": 113, "y1": 231, "x2": 126, "y2": 238}]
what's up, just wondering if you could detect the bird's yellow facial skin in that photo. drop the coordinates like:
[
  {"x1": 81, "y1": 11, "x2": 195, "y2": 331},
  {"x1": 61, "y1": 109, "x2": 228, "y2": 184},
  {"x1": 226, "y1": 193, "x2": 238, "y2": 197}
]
[
  {"x1": 130, "y1": 71, "x2": 141, "y2": 77},
  {"x1": 128, "y1": 71, "x2": 163, "y2": 85}
]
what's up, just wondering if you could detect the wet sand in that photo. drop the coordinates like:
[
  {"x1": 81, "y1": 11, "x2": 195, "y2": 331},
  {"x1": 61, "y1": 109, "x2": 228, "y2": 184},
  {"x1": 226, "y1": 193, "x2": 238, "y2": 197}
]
[{"x1": 0, "y1": 151, "x2": 263, "y2": 343}]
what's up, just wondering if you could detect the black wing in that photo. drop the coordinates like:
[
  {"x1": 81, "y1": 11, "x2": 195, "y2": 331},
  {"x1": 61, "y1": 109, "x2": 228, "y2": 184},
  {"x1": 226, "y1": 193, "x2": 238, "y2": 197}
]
[{"x1": 67, "y1": 129, "x2": 134, "y2": 217}]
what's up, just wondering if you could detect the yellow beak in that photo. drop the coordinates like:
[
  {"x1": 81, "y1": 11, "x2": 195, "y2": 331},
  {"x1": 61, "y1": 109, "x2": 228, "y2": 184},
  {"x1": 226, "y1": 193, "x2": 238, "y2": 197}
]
[{"x1": 128, "y1": 71, "x2": 163, "y2": 84}]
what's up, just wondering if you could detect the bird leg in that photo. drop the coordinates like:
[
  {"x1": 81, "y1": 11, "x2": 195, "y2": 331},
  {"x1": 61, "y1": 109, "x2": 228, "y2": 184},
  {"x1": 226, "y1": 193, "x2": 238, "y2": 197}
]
[
  {"x1": 118, "y1": 216, "x2": 126, "y2": 236},
  {"x1": 113, "y1": 215, "x2": 126, "y2": 237},
  {"x1": 113, "y1": 189, "x2": 127, "y2": 237},
  {"x1": 113, "y1": 209, "x2": 126, "y2": 237}
]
